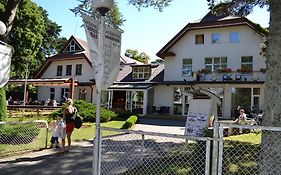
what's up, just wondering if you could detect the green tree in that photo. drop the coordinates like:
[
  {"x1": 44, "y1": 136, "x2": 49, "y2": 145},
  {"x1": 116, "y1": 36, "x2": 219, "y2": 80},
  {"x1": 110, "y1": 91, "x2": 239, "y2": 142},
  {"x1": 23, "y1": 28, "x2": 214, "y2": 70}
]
[
  {"x1": 125, "y1": 49, "x2": 150, "y2": 64},
  {"x1": 0, "y1": 0, "x2": 63, "y2": 120},
  {"x1": 0, "y1": 0, "x2": 22, "y2": 121}
]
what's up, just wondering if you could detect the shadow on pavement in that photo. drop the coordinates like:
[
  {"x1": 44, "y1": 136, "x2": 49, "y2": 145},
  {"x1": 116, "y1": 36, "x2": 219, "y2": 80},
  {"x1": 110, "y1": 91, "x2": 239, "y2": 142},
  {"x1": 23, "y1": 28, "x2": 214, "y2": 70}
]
[{"x1": 0, "y1": 141, "x2": 94, "y2": 175}]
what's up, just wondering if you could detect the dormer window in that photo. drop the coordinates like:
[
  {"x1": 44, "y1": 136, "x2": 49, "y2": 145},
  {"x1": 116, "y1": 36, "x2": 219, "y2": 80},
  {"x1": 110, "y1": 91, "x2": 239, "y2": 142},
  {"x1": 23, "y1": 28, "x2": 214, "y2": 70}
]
[{"x1": 132, "y1": 66, "x2": 150, "y2": 79}]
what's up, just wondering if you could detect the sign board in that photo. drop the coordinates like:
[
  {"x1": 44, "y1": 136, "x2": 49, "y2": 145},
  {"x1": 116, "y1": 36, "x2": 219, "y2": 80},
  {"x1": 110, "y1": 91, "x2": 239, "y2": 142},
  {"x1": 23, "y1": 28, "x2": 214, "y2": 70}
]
[
  {"x1": 184, "y1": 99, "x2": 216, "y2": 137},
  {"x1": 0, "y1": 43, "x2": 13, "y2": 87},
  {"x1": 82, "y1": 14, "x2": 121, "y2": 92}
]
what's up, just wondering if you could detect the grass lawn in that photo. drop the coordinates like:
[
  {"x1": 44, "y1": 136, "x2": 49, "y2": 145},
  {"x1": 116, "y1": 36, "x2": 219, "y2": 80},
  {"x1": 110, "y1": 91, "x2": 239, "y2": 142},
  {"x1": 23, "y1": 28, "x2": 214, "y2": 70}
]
[{"x1": 71, "y1": 120, "x2": 125, "y2": 142}]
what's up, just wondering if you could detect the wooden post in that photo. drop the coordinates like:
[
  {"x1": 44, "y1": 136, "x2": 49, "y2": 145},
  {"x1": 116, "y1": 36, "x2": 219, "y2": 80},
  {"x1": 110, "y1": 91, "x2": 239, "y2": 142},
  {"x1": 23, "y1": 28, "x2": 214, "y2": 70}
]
[{"x1": 70, "y1": 78, "x2": 75, "y2": 99}]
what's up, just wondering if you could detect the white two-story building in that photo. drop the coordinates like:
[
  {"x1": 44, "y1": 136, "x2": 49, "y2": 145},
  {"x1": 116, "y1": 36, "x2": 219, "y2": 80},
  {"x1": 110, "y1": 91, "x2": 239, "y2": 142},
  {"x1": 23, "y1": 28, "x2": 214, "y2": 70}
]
[{"x1": 34, "y1": 12, "x2": 267, "y2": 119}]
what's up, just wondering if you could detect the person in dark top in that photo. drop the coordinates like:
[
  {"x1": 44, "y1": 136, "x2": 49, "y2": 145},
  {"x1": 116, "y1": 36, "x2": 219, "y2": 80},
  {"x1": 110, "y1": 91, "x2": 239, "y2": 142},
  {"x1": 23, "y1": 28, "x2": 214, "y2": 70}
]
[{"x1": 62, "y1": 98, "x2": 75, "y2": 152}]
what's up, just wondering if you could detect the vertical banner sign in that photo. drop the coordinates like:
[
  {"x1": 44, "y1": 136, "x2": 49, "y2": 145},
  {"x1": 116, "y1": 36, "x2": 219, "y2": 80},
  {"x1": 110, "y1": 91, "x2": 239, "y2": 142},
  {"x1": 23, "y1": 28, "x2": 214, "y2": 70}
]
[
  {"x1": 82, "y1": 14, "x2": 121, "y2": 91},
  {"x1": 0, "y1": 43, "x2": 13, "y2": 87}
]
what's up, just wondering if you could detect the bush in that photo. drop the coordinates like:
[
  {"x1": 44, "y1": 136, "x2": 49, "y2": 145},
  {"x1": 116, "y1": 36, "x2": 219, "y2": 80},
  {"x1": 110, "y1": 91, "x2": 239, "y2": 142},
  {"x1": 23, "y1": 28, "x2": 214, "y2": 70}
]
[
  {"x1": 50, "y1": 100, "x2": 117, "y2": 123},
  {"x1": 116, "y1": 111, "x2": 137, "y2": 120},
  {"x1": 122, "y1": 115, "x2": 138, "y2": 129}
]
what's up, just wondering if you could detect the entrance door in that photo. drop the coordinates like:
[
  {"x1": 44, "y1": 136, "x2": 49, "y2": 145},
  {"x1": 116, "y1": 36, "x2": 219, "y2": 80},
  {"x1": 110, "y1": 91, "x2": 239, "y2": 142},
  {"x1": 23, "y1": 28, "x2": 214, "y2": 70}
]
[
  {"x1": 182, "y1": 93, "x2": 190, "y2": 116},
  {"x1": 112, "y1": 91, "x2": 126, "y2": 110}
]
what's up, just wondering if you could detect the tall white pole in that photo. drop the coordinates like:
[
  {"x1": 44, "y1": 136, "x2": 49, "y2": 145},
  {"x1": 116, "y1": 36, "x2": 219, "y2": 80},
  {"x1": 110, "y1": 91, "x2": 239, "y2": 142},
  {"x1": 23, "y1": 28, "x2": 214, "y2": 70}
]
[{"x1": 93, "y1": 15, "x2": 104, "y2": 175}]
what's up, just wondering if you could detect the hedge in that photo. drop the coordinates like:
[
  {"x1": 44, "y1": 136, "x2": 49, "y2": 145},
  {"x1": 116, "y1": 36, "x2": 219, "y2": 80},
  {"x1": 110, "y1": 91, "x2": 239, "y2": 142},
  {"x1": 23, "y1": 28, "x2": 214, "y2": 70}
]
[
  {"x1": 122, "y1": 115, "x2": 138, "y2": 129},
  {"x1": 50, "y1": 100, "x2": 117, "y2": 123}
]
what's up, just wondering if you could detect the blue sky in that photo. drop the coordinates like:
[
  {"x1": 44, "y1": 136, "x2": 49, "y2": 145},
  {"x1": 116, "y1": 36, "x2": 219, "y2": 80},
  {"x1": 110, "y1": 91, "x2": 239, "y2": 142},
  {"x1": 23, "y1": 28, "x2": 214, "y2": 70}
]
[{"x1": 33, "y1": 0, "x2": 269, "y2": 61}]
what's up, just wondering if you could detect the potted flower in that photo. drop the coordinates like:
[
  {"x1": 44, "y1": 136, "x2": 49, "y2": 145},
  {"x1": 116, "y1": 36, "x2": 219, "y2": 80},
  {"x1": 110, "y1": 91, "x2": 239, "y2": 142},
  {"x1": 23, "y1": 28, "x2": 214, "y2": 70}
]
[
  {"x1": 237, "y1": 67, "x2": 250, "y2": 73},
  {"x1": 198, "y1": 68, "x2": 211, "y2": 74},
  {"x1": 220, "y1": 68, "x2": 232, "y2": 73}
]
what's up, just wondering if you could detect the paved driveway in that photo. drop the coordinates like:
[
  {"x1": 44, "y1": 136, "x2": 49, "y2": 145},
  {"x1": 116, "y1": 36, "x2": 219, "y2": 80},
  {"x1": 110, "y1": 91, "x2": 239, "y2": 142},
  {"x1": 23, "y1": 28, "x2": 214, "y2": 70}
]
[{"x1": 0, "y1": 118, "x2": 187, "y2": 175}]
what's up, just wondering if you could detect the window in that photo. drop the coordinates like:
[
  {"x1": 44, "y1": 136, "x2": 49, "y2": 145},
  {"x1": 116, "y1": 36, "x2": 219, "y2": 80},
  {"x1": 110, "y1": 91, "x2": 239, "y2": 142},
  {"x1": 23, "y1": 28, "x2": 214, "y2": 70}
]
[
  {"x1": 182, "y1": 58, "x2": 192, "y2": 76},
  {"x1": 76, "y1": 64, "x2": 82, "y2": 75},
  {"x1": 65, "y1": 40, "x2": 82, "y2": 52},
  {"x1": 241, "y1": 56, "x2": 253, "y2": 72},
  {"x1": 212, "y1": 33, "x2": 221, "y2": 44},
  {"x1": 78, "y1": 88, "x2": 86, "y2": 100},
  {"x1": 57, "y1": 65, "x2": 62, "y2": 76},
  {"x1": 61, "y1": 88, "x2": 70, "y2": 99},
  {"x1": 66, "y1": 65, "x2": 72, "y2": 75},
  {"x1": 229, "y1": 32, "x2": 240, "y2": 43},
  {"x1": 195, "y1": 34, "x2": 204, "y2": 44},
  {"x1": 50, "y1": 88, "x2": 55, "y2": 99},
  {"x1": 132, "y1": 66, "x2": 150, "y2": 79},
  {"x1": 205, "y1": 57, "x2": 227, "y2": 72}
]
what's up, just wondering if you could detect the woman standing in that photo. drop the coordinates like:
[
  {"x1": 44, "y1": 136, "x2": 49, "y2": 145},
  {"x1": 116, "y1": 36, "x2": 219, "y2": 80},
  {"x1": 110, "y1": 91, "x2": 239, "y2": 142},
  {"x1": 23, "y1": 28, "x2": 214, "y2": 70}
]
[{"x1": 62, "y1": 98, "x2": 75, "y2": 152}]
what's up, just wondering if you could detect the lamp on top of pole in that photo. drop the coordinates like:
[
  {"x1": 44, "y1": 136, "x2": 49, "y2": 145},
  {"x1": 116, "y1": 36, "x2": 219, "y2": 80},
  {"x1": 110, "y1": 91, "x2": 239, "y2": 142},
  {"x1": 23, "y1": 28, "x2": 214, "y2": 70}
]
[{"x1": 92, "y1": 1, "x2": 113, "y2": 175}]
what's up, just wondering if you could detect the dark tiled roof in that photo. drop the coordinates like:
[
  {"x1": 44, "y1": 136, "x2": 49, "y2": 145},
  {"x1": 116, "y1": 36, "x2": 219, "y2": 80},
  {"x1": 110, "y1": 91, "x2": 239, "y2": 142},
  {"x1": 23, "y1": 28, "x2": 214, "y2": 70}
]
[{"x1": 115, "y1": 64, "x2": 164, "y2": 83}]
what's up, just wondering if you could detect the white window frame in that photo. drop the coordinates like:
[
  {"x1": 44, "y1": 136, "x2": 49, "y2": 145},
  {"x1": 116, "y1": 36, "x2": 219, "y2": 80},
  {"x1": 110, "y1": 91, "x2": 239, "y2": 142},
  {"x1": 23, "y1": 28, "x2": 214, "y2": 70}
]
[
  {"x1": 78, "y1": 88, "x2": 87, "y2": 100},
  {"x1": 205, "y1": 57, "x2": 227, "y2": 72},
  {"x1": 66, "y1": 65, "x2": 72, "y2": 76},
  {"x1": 241, "y1": 56, "x2": 253, "y2": 72},
  {"x1": 75, "y1": 64, "x2": 82, "y2": 75},
  {"x1": 132, "y1": 66, "x2": 150, "y2": 79},
  {"x1": 57, "y1": 65, "x2": 62, "y2": 76},
  {"x1": 61, "y1": 88, "x2": 70, "y2": 98},
  {"x1": 182, "y1": 58, "x2": 192, "y2": 76}
]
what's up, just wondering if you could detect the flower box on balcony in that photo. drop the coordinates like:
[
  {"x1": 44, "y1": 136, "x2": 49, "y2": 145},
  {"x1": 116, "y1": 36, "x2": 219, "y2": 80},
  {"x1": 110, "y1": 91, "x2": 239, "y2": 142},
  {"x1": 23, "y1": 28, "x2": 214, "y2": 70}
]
[{"x1": 237, "y1": 67, "x2": 252, "y2": 74}]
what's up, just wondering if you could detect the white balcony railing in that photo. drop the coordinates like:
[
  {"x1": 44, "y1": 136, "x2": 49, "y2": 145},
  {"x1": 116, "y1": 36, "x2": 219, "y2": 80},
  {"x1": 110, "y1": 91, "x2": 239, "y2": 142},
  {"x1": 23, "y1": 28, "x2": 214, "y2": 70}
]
[{"x1": 193, "y1": 71, "x2": 266, "y2": 82}]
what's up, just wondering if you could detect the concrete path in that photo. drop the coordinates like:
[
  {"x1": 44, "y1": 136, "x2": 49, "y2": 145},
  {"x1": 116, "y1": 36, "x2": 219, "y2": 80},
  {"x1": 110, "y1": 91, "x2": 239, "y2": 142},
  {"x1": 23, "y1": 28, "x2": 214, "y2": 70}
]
[{"x1": 0, "y1": 118, "x2": 187, "y2": 175}]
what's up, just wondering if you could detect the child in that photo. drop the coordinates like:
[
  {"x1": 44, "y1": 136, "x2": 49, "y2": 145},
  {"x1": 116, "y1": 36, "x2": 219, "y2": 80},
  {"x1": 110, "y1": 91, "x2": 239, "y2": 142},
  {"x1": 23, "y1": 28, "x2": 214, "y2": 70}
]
[{"x1": 49, "y1": 119, "x2": 60, "y2": 148}]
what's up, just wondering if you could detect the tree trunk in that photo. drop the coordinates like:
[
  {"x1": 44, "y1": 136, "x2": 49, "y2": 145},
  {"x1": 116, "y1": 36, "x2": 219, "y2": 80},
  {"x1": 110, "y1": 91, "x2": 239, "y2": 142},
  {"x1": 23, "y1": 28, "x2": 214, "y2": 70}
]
[
  {"x1": 260, "y1": 0, "x2": 281, "y2": 174},
  {"x1": 0, "y1": 0, "x2": 22, "y2": 42}
]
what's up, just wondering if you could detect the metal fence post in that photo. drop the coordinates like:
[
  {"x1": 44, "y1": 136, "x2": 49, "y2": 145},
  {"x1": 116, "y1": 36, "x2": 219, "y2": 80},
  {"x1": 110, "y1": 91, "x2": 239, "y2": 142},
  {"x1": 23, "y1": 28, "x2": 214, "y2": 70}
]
[
  {"x1": 141, "y1": 133, "x2": 145, "y2": 163},
  {"x1": 205, "y1": 140, "x2": 211, "y2": 175},
  {"x1": 218, "y1": 124, "x2": 224, "y2": 175},
  {"x1": 212, "y1": 116, "x2": 219, "y2": 175}
]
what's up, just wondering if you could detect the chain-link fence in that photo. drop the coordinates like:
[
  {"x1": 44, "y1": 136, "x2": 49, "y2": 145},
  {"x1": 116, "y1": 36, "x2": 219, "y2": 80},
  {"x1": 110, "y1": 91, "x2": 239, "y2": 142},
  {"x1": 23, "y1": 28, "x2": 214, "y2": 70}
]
[
  {"x1": 219, "y1": 123, "x2": 281, "y2": 175},
  {"x1": 0, "y1": 120, "x2": 48, "y2": 158},
  {"x1": 100, "y1": 127, "x2": 213, "y2": 175}
]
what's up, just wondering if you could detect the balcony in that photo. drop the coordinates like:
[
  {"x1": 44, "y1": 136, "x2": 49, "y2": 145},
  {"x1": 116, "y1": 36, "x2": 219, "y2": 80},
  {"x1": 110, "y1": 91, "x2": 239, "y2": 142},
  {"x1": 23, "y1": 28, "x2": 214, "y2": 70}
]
[{"x1": 193, "y1": 71, "x2": 266, "y2": 82}]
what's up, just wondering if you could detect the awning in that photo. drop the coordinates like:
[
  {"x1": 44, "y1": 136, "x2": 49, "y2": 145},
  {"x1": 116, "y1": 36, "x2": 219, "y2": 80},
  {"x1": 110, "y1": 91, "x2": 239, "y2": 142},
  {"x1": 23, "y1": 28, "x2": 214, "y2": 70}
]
[
  {"x1": 108, "y1": 84, "x2": 154, "y2": 90},
  {"x1": 7, "y1": 78, "x2": 78, "y2": 86}
]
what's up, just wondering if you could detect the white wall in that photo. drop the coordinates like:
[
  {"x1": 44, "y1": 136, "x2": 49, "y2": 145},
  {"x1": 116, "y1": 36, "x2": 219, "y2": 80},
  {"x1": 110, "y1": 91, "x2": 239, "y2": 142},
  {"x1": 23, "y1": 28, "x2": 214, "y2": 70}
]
[
  {"x1": 153, "y1": 85, "x2": 174, "y2": 114},
  {"x1": 38, "y1": 58, "x2": 95, "y2": 103},
  {"x1": 41, "y1": 59, "x2": 94, "y2": 82},
  {"x1": 164, "y1": 25, "x2": 266, "y2": 81}
]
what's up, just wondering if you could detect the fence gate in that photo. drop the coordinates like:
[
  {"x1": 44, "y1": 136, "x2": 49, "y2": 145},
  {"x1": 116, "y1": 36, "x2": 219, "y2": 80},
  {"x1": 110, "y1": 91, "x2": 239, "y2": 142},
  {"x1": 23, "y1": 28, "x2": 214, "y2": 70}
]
[
  {"x1": 218, "y1": 123, "x2": 281, "y2": 175},
  {"x1": 100, "y1": 127, "x2": 217, "y2": 175}
]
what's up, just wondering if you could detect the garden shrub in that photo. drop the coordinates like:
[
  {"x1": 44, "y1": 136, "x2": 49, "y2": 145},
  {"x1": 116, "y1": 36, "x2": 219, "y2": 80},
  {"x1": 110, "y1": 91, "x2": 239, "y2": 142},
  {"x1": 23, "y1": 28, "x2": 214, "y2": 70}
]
[
  {"x1": 50, "y1": 100, "x2": 117, "y2": 123},
  {"x1": 122, "y1": 115, "x2": 138, "y2": 129},
  {"x1": 116, "y1": 111, "x2": 137, "y2": 120}
]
